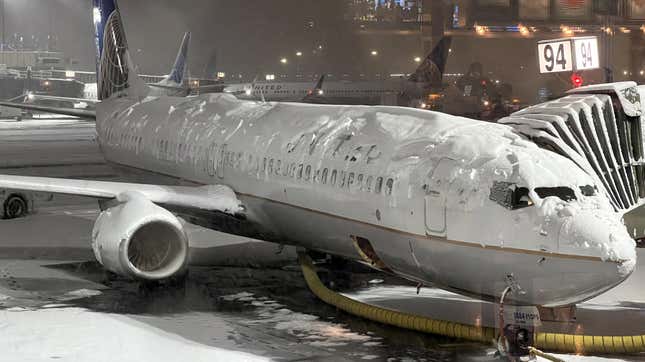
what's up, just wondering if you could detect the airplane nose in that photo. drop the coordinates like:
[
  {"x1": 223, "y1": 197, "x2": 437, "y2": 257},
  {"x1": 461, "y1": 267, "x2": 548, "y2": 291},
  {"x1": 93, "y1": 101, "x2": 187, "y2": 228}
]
[{"x1": 559, "y1": 209, "x2": 637, "y2": 277}]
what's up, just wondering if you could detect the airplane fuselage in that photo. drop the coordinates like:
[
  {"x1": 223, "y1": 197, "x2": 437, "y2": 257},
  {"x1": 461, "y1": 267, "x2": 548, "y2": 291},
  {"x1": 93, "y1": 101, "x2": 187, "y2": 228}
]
[
  {"x1": 225, "y1": 80, "x2": 407, "y2": 105},
  {"x1": 96, "y1": 93, "x2": 636, "y2": 307}
]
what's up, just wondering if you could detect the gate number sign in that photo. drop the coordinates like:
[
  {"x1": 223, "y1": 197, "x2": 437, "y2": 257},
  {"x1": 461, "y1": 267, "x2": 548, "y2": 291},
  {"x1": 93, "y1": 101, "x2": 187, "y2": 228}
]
[{"x1": 538, "y1": 37, "x2": 599, "y2": 74}]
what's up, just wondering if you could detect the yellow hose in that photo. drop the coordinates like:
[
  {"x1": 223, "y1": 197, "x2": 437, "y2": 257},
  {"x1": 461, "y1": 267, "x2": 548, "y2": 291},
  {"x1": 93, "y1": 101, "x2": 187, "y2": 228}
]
[{"x1": 298, "y1": 252, "x2": 645, "y2": 355}]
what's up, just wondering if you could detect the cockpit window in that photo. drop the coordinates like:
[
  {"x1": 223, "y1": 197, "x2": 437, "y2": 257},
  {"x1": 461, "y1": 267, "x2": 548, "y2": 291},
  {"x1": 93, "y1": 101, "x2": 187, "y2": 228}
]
[
  {"x1": 534, "y1": 187, "x2": 576, "y2": 202},
  {"x1": 489, "y1": 181, "x2": 533, "y2": 210},
  {"x1": 579, "y1": 185, "x2": 597, "y2": 197}
]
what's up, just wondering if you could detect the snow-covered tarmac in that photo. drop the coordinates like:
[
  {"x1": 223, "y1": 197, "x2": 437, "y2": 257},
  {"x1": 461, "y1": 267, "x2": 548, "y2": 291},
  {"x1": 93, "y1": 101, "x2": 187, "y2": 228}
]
[{"x1": 1, "y1": 117, "x2": 645, "y2": 361}]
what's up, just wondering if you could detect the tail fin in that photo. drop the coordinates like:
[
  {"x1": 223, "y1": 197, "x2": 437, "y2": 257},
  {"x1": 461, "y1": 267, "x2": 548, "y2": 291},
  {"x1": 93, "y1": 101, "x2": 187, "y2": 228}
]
[
  {"x1": 167, "y1": 32, "x2": 191, "y2": 86},
  {"x1": 93, "y1": 0, "x2": 147, "y2": 101},
  {"x1": 302, "y1": 74, "x2": 326, "y2": 103},
  {"x1": 313, "y1": 74, "x2": 326, "y2": 94},
  {"x1": 408, "y1": 36, "x2": 452, "y2": 84}
]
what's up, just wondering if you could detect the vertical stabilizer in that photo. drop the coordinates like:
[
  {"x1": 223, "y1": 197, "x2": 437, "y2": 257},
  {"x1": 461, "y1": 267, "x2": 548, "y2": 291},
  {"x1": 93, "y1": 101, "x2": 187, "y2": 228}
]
[
  {"x1": 93, "y1": 0, "x2": 147, "y2": 101},
  {"x1": 167, "y1": 32, "x2": 191, "y2": 87},
  {"x1": 408, "y1": 36, "x2": 452, "y2": 85}
]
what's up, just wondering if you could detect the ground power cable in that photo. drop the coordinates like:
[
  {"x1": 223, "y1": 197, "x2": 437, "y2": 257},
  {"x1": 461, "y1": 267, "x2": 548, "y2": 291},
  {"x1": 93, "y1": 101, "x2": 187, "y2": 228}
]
[{"x1": 298, "y1": 252, "x2": 645, "y2": 355}]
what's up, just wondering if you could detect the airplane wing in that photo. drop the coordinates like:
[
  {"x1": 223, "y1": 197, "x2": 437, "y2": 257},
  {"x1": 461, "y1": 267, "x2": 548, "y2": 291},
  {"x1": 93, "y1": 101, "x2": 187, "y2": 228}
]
[
  {"x1": 0, "y1": 175, "x2": 242, "y2": 215},
  {"x1": 27, "y1": 94, "x2": 100, "y2": 106},
  {"x1": 0, "y1": 101, "x2": 96, "y2": 120},
  {"x1": 147, "y1": 83, "x2": 184, "y2": 90}
]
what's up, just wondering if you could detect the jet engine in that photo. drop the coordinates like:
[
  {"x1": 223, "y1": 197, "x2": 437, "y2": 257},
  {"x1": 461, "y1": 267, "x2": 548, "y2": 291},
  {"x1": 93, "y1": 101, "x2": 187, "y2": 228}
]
[{"x1": 91, "y1": 191, "x2": 188, "y2": 280}]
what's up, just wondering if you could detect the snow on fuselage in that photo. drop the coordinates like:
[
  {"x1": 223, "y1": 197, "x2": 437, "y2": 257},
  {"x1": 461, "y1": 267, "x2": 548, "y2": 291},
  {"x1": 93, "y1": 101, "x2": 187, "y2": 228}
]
[{"x1": 96, "y1": 93, "x2": 636, "y2": 307}]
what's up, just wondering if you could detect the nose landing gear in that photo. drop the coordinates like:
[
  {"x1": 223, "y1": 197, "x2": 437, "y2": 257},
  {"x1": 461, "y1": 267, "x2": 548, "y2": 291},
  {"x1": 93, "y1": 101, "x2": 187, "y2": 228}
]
[{"x1": 497, "y1": 275, "x2": 538, "y2": 361}]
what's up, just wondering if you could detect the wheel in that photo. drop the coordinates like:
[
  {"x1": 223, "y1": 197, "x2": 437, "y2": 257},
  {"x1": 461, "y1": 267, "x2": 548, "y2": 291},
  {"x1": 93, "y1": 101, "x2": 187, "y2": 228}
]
[{"x1": 4, "y1": 195, "x2": 28, "y2": 219}]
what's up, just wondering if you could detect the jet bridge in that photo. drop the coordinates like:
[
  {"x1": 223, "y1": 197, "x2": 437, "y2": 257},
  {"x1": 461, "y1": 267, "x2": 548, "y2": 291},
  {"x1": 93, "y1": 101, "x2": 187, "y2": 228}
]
[{"x1": 499, "y1": 82, "x2": 644, "y2": 213}]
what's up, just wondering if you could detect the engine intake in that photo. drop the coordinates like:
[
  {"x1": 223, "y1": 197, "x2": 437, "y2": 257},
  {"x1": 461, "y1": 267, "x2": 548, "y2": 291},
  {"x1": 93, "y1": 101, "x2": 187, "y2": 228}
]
[{"x1": 91, "y1": 191, "x2": 188, "y2": 280}]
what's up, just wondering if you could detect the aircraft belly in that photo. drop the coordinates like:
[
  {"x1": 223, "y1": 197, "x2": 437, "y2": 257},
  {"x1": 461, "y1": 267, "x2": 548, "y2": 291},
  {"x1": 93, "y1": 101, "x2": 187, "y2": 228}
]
[{"x1": 240, "y1": 192, "x2": 625, "y2": 307}]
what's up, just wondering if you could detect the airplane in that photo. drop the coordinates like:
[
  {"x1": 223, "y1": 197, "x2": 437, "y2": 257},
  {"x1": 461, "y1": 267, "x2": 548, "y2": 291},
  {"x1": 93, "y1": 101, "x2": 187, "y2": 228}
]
[
  {"x1": 0, "y1": 32, "x2": 193, "y2": 120},
  {"x1": 223, "y1": 36, "x2": 452, "y2": 107},
  {"x1": 0, "y1": 0, "x2": 637, "y2": 310}
]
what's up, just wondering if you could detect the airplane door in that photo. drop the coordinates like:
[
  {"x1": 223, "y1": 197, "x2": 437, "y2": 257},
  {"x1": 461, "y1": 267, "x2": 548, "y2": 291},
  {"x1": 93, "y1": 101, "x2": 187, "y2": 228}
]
[
  {"x1": 217, "y1": 144, "x2": 226, "y2": 179},
  {"x1": 424, "y1": 158, "x2": 455, "y2": 237},
  {"x1": 207, "y1": 143, "x2": 217, "y2": 177}
]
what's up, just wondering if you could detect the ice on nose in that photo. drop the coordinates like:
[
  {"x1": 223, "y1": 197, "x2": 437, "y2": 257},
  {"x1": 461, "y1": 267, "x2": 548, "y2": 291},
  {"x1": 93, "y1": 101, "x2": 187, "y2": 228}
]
[{"x1": 559, "y1": 209, "x2": 636, "y2": 276}]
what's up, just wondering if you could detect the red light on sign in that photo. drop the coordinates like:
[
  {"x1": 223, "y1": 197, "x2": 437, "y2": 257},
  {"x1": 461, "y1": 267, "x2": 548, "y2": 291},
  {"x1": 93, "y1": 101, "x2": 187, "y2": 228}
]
[{"x1": 571, "y1": 73, "x2": 583, "y2": 88}]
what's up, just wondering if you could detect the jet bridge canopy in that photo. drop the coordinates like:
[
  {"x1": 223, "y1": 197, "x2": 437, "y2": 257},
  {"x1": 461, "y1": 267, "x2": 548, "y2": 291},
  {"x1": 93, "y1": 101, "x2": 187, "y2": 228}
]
[{"x1": 499, "y1": 82, "x2": 644, "y2": 213}]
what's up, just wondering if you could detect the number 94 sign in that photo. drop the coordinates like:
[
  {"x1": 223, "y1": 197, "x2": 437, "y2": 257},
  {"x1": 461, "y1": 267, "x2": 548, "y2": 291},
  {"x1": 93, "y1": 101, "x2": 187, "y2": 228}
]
[{"x1": 538, "y1": 36, "x2": 599, "y2": 74}]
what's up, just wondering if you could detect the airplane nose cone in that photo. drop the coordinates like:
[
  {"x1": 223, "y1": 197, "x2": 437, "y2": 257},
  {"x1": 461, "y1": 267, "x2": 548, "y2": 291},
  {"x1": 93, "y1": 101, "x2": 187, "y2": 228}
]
[{"x1": 559, "y1": 209, "x2": 636, "y2": 277}]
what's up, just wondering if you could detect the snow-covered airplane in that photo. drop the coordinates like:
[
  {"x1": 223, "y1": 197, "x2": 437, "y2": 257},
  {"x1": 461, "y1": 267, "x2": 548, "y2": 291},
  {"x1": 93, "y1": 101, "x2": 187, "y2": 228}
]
[
  {"x1": 223, "y1": 36, "x2": 452, "y2": 106},
  {"x1": 0, "y1": 0, "x2": 637, "y2": 309},
  {"x1": 0, "y1": 32, "x2": 193, "y2": 119}
]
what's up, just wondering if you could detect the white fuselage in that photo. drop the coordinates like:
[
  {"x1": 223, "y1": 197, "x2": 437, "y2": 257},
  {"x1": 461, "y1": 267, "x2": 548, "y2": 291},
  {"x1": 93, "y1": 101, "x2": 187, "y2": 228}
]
[
  {"x1": 95, "y1": 93, "x2": 636, "y2": 307},
  {"x1": 224, "y1": 80, "x2": 404, "y2": 104}
]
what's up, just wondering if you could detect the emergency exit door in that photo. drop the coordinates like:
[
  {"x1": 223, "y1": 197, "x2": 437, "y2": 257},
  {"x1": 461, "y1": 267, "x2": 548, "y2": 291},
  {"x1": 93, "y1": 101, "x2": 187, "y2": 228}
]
[
  {"x1": 424, "y1": 158, "x2": 454, "y2": 237},
  {"x1": 217, "y1": 144, "x2": 226, "y2": 179}
]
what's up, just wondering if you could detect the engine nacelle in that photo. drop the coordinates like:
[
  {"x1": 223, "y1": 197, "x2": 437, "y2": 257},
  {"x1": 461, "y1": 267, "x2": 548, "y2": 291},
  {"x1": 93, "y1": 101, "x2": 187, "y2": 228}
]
[{"x1": 91, "y1": 191, "x2": 188, "y2": 280}]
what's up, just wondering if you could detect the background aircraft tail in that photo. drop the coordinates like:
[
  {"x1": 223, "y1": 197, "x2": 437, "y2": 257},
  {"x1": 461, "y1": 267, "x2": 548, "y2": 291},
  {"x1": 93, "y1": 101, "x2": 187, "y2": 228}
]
[
  {"x1": 408, "y1": 36, "x2": 452, "y2": 85},
  {"x1": 167, "y1": 32, "x2": 191, "y2": 87},
  {"x1": 93, "y1": 0, "x2": 147, "y2": 101}
]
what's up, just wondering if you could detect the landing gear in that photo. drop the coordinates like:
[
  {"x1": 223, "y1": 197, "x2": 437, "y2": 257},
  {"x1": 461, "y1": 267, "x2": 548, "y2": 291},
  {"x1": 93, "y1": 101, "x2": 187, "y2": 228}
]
[
  {"x1": 4, "y1": 195, "x2": 28, "y2": 219},
  {"x1": 496, "y1": 277, "x2": 538, "y2": 361},
  {"x1": 500, "y1": 324, "x2": 534, "y2": 361}
]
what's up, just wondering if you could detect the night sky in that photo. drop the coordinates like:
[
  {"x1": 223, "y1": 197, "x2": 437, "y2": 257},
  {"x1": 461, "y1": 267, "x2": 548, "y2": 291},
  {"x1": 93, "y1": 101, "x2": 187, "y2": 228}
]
[{"x1": 2, "y1": 0, "x2": 354, "y2": 77}]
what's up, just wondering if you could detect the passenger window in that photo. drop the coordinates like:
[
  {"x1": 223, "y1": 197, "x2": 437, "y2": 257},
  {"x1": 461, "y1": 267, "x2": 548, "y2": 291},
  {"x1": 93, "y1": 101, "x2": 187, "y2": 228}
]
[
  {"x1": 314, "y1": 169, "x2": 320, "y2": 183},
  {"x1": 348, "y1": 173, "x2": 355, "y2": 188},
  {"x1": 297, "y1": 164, "x2": 304, "y2": 179},
  {"x1": 276, "y1": 160, "x2": 282, "y2": 175},
  {"x1": 385, "y1": 178, "x2": 394, "y2": 195},
  {"x1": 290, "y1": 163, "x2": 296, "y2": 177},
  {"x1": 340, "y1": 171, "x2": 346, "y2": 188},
  {"x1": 366, "y1": 176, "x2": 373, "y2": 192},
  {"x1": 268, "y1": 159, "x2": 274, "y2": 174},
  {"x1": 322, "y1": 168, "x2": 328, "y2": 184},
  {"x1": 357, "y1": 174, "x2": 364, "y2": 190},
  {"x1": 305, "y1": 165, "x2": 312, "y2": 180},
  {"x1": 489, "y1": 181, "x2": 533, "y2": 210},
  {"x1": 331, "y1": 170, "x2": 337, "y2": 185},
  {"x1": 375, "y1": 177, "x2": 383, "y2": 194}
]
